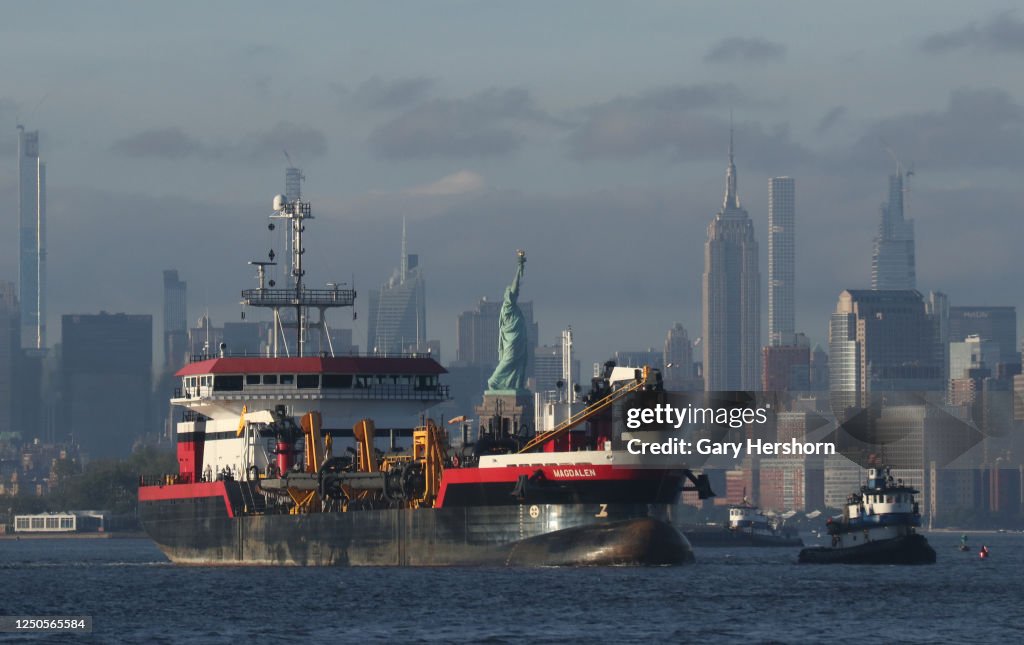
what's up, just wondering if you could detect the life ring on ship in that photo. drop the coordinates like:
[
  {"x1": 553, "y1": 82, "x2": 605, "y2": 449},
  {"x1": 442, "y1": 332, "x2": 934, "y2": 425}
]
[{"x1": 450, "y1": 455, "x2": 460, "y2": 468}]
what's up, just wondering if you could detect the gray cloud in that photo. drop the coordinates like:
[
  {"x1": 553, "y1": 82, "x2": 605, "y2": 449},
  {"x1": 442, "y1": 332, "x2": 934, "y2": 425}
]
[
  {"x1": 815, "y1": 106, "x2": 847, "y2": 134},
  {"x1": 566, "y1": 84, "x2": 810, "y2": 168},
  {"x1": 110, "y1": 121, "x2": 327, "y2": 161},
  {"x1": 368, "y1": 87, "x2": 557, "y2": 159},
  {"x1": 922, "y1": 11, "x2": 1024, "y2": 53},
  {"x1": 848, "y1": 88, "x2": 1024, "y2": 169},
  {"x1": 704, "y1": 37, "x2": 786, "y2": 63},
  {"x1": 110, "y1": 127, "x2": 206, "y2": 159},
  {"x1": 239, "y1": 121, "x2": 327, "y2": 160},
  {"x1": 339, "y1": 76, "x2": 437, "y2": 110}
]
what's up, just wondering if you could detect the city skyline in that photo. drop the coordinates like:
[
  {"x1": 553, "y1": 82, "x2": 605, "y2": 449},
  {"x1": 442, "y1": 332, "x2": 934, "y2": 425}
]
[{"x1": 2, "y1": 3, "x2": 1024, "y2": 370}]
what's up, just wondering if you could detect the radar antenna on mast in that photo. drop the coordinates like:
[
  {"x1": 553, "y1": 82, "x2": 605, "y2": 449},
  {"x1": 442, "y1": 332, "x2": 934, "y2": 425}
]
[{"x1": 241, "y1": 176, "x2": 355, "y2": 358}]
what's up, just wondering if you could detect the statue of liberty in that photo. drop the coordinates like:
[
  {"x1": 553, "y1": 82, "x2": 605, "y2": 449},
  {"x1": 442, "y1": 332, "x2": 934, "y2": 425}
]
[{"x1": 487, "y1": 251, "x2": 528, "y2": 392}]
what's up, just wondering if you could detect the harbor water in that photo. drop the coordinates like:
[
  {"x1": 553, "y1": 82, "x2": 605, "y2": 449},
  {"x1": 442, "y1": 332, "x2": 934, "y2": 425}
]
[{"x1": 0, "y1": 531, "x2": 1020, "y2": 643}]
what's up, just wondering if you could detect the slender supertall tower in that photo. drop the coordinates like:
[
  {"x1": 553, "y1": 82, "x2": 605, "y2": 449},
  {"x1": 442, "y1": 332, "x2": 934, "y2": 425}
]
[
  {"x1": 17, "y1": 126, "x2": 46, "y2": 349},
  {"x1": 768, "y1": 177, "x2": 795, "y2": 346},
  {"x1": 702, "y1": 130, "x2": 761, "y2": 391},
  {"x1": 871, "y1": 167, "x2": 916, "y2": 290}
]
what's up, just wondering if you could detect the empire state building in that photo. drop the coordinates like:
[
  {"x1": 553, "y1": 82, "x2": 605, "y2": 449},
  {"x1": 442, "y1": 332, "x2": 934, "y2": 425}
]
[{"x1": 701, "y1": 133, "x2": 761, "y2": 391}]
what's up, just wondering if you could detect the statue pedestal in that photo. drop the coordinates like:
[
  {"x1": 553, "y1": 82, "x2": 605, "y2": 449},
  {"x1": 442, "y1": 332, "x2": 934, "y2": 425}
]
[{"x1": 476, "y1": 389, "x2": 535, "y2": 438}]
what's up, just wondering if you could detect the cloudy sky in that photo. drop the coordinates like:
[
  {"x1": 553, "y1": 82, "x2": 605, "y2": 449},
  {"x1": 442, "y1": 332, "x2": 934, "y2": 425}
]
[{"x1": 2, "y1": 1, "x2": 1024, "y2": 368}]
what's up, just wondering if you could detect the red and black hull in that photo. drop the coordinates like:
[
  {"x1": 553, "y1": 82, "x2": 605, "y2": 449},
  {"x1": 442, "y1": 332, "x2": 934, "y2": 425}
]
[{"x1": 138, "y1": 468, "x2": 695, "y2": 566}]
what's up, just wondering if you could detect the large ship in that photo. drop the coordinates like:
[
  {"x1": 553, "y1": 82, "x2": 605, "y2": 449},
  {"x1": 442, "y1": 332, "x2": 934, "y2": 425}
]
[
  {"x1": 138, "y1": 189, "x2": 714, "y2": 566},
  {"x1": 798, "y1": 465, "x2": 935, "y2": 564}
]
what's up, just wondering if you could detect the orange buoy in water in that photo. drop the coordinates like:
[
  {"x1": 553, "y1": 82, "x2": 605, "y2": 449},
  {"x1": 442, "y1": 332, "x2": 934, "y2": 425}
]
[{"x1": 979, "y1": 545, "x2": 989, "y2": 559}]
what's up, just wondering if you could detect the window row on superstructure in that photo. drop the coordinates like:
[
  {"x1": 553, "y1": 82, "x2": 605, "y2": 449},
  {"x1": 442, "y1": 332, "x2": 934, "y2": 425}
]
[{"x1": 181, "y1": 373, "x2": 440, "y2": 395}]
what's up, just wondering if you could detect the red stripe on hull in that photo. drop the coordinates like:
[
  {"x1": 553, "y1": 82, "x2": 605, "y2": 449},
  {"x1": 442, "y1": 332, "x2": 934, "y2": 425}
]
[{"x1": 138, "y1": 481, "x2": 235, "y2": 518}]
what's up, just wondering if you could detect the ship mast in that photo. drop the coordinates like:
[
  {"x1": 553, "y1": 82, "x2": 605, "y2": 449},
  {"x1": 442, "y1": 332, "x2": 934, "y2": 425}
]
[{"x1": 241, "y1": 192, "x2": 355, "y2": 357}]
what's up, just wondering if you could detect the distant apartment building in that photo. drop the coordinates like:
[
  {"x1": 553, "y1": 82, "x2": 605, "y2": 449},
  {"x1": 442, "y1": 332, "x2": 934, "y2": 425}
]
[
  {"x1": 829, "y1": 289, "x2": 943, "y2": 412},
  {"x1": 0, "y1": 283, "x2": 18, "y2": 435},
  {"x1": 62, "y1": 313, "x2": 152, "y2": 457},
  {"x1": 824, "y1": 456, "x2": 864, "y2": 509},
  {"x1": 948, "y1": 335, "x2": 999, "y2": 404},
  {"x1": 948, "y1": 306, "x2": 1018, "y2": 365},
  {"x1": 809, "y1": 345, "x2": 829, "y2": 391},
  {"x1": 762, "y1": 342, "x2": 810, "y2": 393}
]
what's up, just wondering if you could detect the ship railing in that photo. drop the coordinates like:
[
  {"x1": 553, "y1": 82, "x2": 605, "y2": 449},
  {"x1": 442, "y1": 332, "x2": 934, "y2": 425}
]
[
  {"x1": 179, "y1": 410, "x2": 208, "y2": 423},
  {"x1": 241, "y1": 287, "x2": 356, "y2": 308},
  {"x1": 187, "y1": 350, "x2": 439, "y2": 363},
  {"x1": 139, "y1": 473, "x2": 194, "y2": 487},
  {"x1": 177, "y1": 384, "x2": 450, "y2": 401}
]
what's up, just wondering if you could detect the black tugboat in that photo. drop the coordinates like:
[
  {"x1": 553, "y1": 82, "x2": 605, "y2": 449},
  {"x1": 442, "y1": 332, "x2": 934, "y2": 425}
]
[
  {"x1": 682, "y1": 501, "x2": 803, "y2": 547},
  {"x1": 799, "y1": 466, "x2": 935, "y2": 564}
]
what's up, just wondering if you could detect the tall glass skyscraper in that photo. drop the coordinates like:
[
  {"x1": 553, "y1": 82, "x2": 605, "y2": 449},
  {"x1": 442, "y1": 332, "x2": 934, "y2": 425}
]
[
  {"x1": 17, "y1": 127, "x2": 46, "y2": 349},
  {"x1": 829, "y1": 289, "x2": 942, "y2": 410},
  {"x1": 162, "y1": 270, "x2": 188, "y2": 372},
  {"x1": 366, "y1": 220, "x2": 427, "y2": 355},
  {"x1": 768, "y1": 177, "x2": 795, "y2": 347},
  {"x1": 702, "y1": 133, "x2": 761, "y2": 391},
  {"x1": 871, "y1": 169, "x2": 916, "y2": 290}
]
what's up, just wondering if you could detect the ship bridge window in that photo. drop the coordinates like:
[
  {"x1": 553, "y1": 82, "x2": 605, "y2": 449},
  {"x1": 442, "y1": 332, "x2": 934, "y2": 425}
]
[
  {"x1": 263, "y1": 374, "x2": 278, "y2": 385},
  {"x1": 297, "y1": 374, "x2": 320, "y2": 389},
  {"x1": 415, "y1": 375, "x2": 437, "y2": 389},
  {"x1": 323, "y1": 374, "x2": 353, "y2": 389},
  {"x1": 355, "y1": 375, "x2": 371, "y2": 388},
  {"x1": 246, "y1": 375, "x2": 261, "y2": 386},
  {"x1": 213, "y1": 375, "x2": 244, "y2": 392}
]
